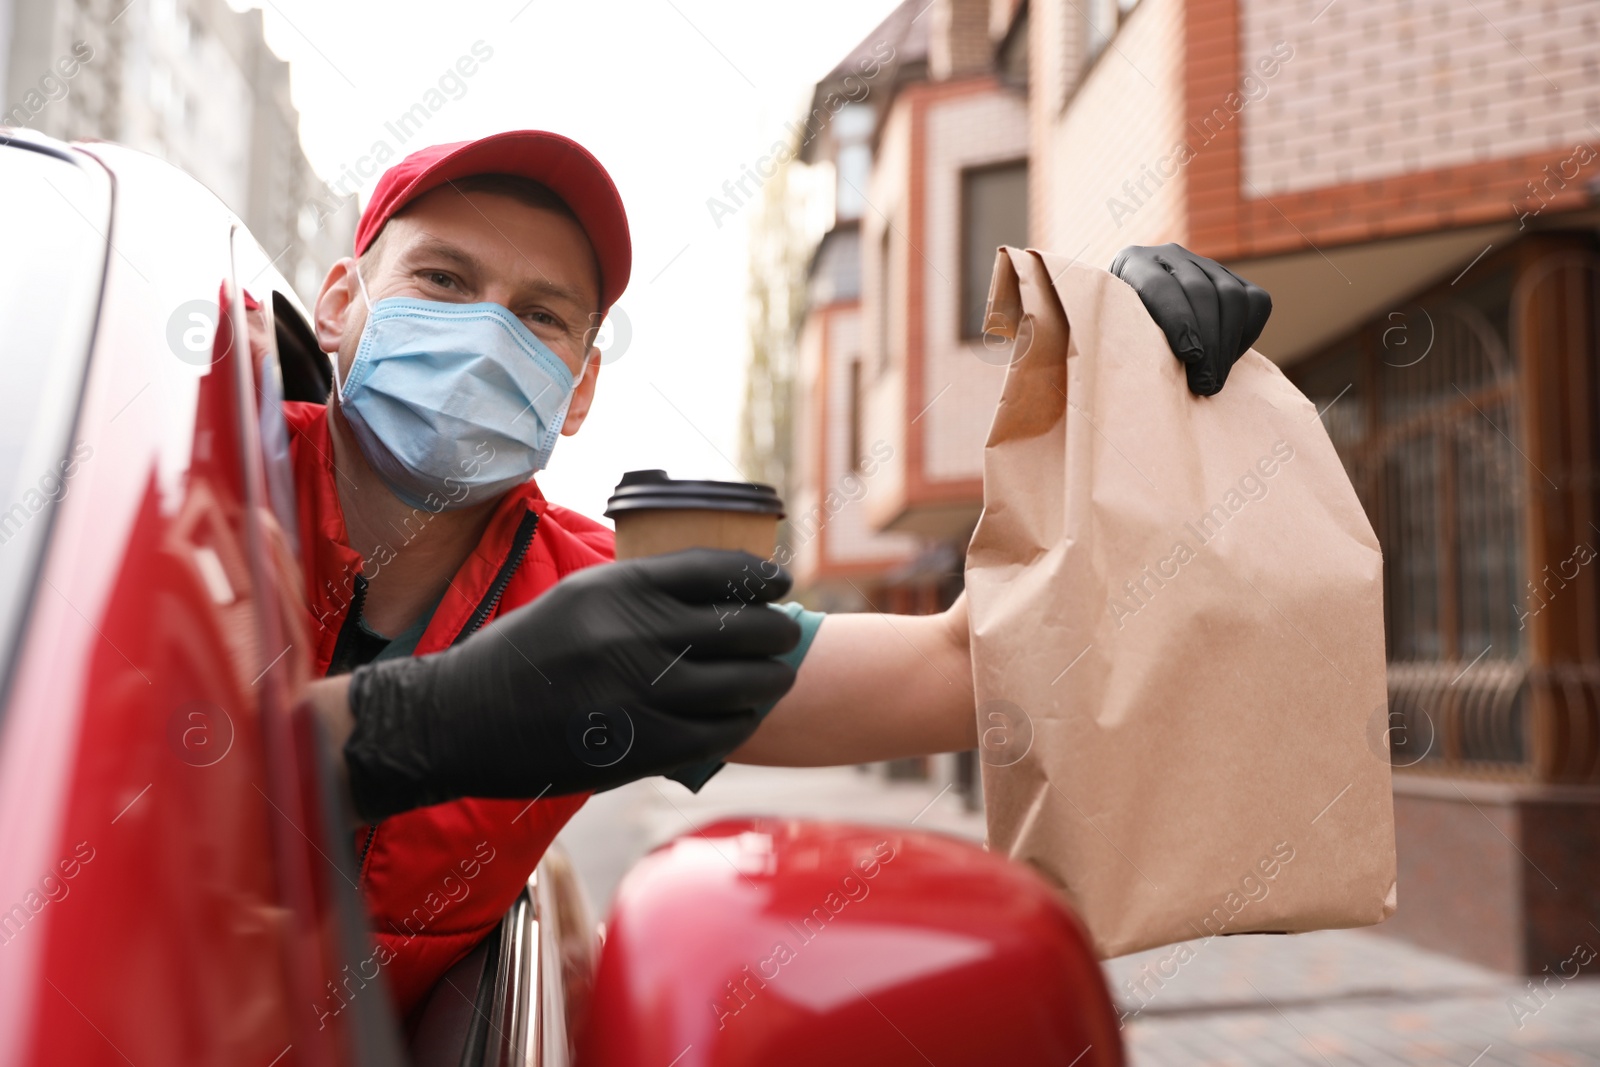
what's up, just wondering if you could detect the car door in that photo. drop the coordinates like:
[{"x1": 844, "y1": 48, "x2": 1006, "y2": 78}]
[{"x1": 0, "y1": 135, "x2": 401, "y2": 1067}]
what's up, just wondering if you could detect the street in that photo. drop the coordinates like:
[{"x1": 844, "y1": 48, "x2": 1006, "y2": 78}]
[{"x1": 560, "y1": 765, "x2": 1600, "y2": 1067}]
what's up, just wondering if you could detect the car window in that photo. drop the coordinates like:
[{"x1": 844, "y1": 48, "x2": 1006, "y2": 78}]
[
  {"x1": 0, "y1": 143, "x2": 108, "y2": 706},
  {"x1": 232, "y1": 230, "x2": 325, "y2": 561}
]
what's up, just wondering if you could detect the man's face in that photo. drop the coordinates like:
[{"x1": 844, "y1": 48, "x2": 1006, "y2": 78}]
[{"x1": 314, "y1": 184, "x2": 604, "y2": 435}]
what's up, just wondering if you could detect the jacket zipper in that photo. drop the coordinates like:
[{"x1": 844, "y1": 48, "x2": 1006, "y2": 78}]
[
  {"x1": 328, "y1": 574, "x2": 383, "y2": 879},
  {"x1": 356, "y1": 509, "x2": 541, "y2": 879},
  {"x1": 326, "y1": 572, "x2": 369, "y2": 678},
  {"x1": 453, "y1": 510, "x2": 541, "y2": 644},
  {"x1": 356, "y1": 825, "x2": 377, "y2": 880}
]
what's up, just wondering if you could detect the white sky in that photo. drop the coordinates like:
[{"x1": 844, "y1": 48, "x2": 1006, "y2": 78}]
[{"x1": 234, "y1": 0, "x2": 899, "y2": 523}]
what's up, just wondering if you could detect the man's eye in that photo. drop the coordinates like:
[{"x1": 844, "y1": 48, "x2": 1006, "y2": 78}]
[
  {"x1": 424, "y1": 271, "x2": 456, "y2": 289},
  {"x1": 525, "y1": 311, "x2": 559, "y2": 328}
]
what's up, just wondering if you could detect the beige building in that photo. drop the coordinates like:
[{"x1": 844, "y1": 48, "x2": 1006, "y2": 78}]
[
  {"x1": 787, "y1": 0, "x2": 1031, "y2": 795},
  {"x1": 791, "y1": 0, "x2": 1028, "y2": 615},
  {"x1": 1, "y1": 0, "x2": 353, "y2": 306},
  {"x1": 786, "y1": 0, "x2": 1600, "y2": 970}
]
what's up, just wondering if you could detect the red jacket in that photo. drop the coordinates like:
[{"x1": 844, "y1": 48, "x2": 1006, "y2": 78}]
[{"x1": 284, "y1": 401, "x2": 610, "y2": 1019}]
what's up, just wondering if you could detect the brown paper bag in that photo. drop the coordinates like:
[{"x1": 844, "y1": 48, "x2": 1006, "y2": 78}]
[{"x1": 967, "y1": 247, "x2": 1396, "y2": 959}]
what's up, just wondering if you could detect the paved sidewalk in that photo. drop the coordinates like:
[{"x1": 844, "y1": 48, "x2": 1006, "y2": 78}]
[
  {"x1": 555, "y1": 765, "x2": 1600, "y2": 1065},
  {"x1": 1108, "y1": 929, "x2": 1600, "y2": 1067}
]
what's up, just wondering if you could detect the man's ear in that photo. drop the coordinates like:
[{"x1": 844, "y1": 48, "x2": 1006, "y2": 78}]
[
  {"x1": 314, "y1": 257, "x2": 362, "y2": 354},
  {"x1": 560, "y1": 352, "x2": 601, "y2": 436}
]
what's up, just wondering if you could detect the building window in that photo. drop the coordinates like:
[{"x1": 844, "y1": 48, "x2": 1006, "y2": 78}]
[
  {"x1": 834, "y1": 104, "x2": 874, "y2": 223},
  {"x1": 1085, "y1": 0, "x2": 1140, "y2": 67},
  {"x1": 1289, "y1": 265, "x2": 1527, "y2": 767},
  {"x1": 877, "y1": 224, "x2": 893, "y2": 374},
  {"x1": 1294, "y1": 267, "x2": 1522, "y2": 666},
  {"x1": 960, "y1": 161, "x2": 1028, "y2": 339},
  {"x1": 848, "y1": 357, "x2": 865, "y2": 471}
]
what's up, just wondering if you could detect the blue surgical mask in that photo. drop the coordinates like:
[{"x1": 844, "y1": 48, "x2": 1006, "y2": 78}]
[{"x1": 336, "y1": 266, "x2": 590, "y2": 510}]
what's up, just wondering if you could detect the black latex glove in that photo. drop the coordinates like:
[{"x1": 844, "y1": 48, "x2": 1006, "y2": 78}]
[
  {"x1": 1109, "y1": 243, "x2": 1272, "y2": 396},
  {"x1": 343, "y1": 549, "x2": 800, "y2": 823}
]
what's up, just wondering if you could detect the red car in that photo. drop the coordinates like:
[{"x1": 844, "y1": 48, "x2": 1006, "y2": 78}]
[{"x1": 0, "y1": 130, "x2": 1123, "y2": 1067}]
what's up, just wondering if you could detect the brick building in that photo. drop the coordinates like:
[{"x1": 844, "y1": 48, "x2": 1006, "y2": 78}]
[{"x1": 785, "y1": 0, "x2": 1600, "y2": 971}]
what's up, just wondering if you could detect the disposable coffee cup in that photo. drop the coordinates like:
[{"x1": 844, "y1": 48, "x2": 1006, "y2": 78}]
[{"x1": 605, "y1": 469, "x2": 784, "y2": 561}]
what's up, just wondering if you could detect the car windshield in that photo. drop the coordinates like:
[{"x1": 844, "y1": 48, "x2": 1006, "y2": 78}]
[{"x1": 0, "y1": 142, "x2": 107, "y2": 707}]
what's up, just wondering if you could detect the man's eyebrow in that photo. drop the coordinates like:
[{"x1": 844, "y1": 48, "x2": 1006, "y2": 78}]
[{"x1": 397, "y1": 236, "x2": 481, "y2": 273}]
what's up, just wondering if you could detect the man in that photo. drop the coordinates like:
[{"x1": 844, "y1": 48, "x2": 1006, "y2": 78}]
[{"x1": 293, "y1": 130, "x2": 1270, "y2": 1017}]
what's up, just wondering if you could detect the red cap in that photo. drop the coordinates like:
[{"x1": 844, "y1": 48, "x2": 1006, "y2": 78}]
[{"x1": 355, "y1": 130, "x2": 632, "y2": 312}]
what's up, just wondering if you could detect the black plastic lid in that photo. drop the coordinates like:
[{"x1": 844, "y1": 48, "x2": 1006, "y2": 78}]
[{"x1": 604, "y1": 469, "x2": 785, "y2": 519}]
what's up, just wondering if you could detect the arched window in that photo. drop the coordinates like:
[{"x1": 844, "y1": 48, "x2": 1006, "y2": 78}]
[{"x1": 1289, "y1": 242, "x2": 1600, "y2": 781}]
